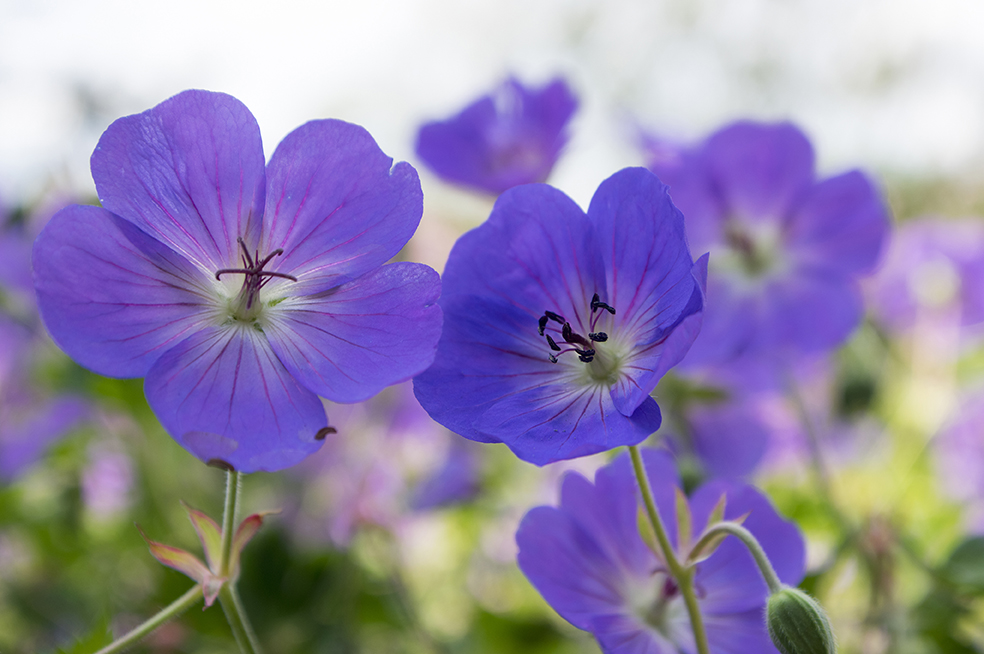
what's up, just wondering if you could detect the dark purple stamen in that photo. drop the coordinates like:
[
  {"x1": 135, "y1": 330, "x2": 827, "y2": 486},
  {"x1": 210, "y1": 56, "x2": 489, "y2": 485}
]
[
  {"x1": 215, "y1": 237, "x2": 298, "y2": 309},
  {"x1": 538, "y1": 295, "x2": 615, "y2": 364},
  {"x1": 590, "y1": 292, "x2": 616, "y2": 315}
]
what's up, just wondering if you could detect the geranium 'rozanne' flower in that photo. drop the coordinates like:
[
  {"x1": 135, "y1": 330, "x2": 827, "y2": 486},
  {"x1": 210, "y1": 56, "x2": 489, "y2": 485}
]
[
  {"x1": 415, "y1": 76, "x2": 578, "y2": 195},
  {"x1": 414, "y1": 167, "x2": 706, "y2": 465},
  {"x1": 516, "y1": 448, "x2": 805, "y2": 653},
  {"x1": 646, "y1": 121, "x2": 889, "y2": 368},
  {"x1": 33, "y1": 90, "x2": 442, "y2": 473}
]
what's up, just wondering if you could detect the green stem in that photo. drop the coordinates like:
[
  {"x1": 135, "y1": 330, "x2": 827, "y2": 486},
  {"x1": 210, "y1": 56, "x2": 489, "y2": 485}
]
[
  {"x1": 784, "y1": 371, "x2": 853, "y2": 534},
  {"x1": 94, "y1": 584, "x2": 203, "y2": 654},
  {"x1": 218, "y1": 470, "x2": 263, "y2": 654},
  {"x1": 219, "y1": 584, "x2": 263, "y2": 654},
  {"x1": 219, "y1": 470, "x2": 241, "y2": 577},
  {"x1": 629, "y1": 446, "x2": 710, "y2": 654},
  {"x1": 691, "y1": 521, "x2": 783, "y2": 594}
]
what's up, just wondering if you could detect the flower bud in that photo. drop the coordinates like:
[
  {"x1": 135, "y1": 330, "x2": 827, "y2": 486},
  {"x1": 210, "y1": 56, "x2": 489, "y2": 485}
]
[{"x1": 766, "y1": 585, "x2": 836, "y2": 654}]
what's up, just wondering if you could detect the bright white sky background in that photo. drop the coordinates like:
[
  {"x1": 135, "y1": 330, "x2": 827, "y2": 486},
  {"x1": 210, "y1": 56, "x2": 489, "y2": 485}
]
[{"x1": 2, "y1": 0, "x2": 984, "y2": 209}]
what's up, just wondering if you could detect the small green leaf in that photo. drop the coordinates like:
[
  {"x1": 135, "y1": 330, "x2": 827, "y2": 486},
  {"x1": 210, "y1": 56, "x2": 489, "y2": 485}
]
[
  {"x1": 182, "y1": 501, "x2": 222, "y2": 572},
  {"x1": 229, "y1": 510, "x2": 280, "y2": 578},
  {"x1": 636, "y1": 505, "x2": 666, "y2": 566},
  {"x1": 707, "y1": 492, "x2": 727, "y2": 527},
  {"x1": 675, "y1": 488, "x2": 692, "y2": 553}
]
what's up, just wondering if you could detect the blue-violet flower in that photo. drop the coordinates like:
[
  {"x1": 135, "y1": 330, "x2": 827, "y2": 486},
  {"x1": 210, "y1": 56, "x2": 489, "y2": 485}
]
[
  {"x1": 415, "y1": 76, "x2": 578, "y2": 195},
  {"x1": 33, "y1": 90, "x2": 443, "y2": 473},
  {"x1": 516, "y1": 448, "x2": 805, "y2": 653},
  {"x1": 414, "y1": 167, "x2": 706, "y2": 465},
  {"x1": 646, "y1": 121, "x2": 889, "y2": 367}
]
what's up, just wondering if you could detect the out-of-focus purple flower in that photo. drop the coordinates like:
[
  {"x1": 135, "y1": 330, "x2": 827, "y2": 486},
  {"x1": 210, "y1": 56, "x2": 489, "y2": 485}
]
[
  {"x1": 414, "y1": 168, "x2": 706, "y2": 465},
  {"x1": 82, "y1": 443, "x2": 135, "y2": 519},
  {"x1": 935, "y1": 392, "x2": 984, "y2": 532},
  {"x1": 0, "y1": 393, "x2": 88, "y2": 482},
  {"x1": 33, "y1": 90, "x2": 442, "y2": 473},
  {"x1": 516, "y1": 448, "x2": 805, "y2": 653},
  {"x1": 868, "y1": 217, "x2": 984, "y2": 333},
  {"x1": 410, "y1": 439, "x2": 481, "y2": 510},
  {"x1": 290, "y1": 382, "x2": 480, "y2": 546},
  {"x1": 415, "y1": 77, "x2": 578, "y2": 195},
  {"x1": 646, "y1": 121, "x2": 889, "y2": 368}
]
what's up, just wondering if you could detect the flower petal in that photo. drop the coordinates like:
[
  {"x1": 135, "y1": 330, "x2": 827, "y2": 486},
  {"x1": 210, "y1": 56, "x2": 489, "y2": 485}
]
[
  {"x1": 440, "y1": 182, "x2": 606, "y2": 322},
  {"x1": 478, "y1": 384, "x2": 661, "y2": 465},
  {"x1": 90, "y1": 90, "x2": 265, "y2": 271},
  {"x1": 33, "y1": 205, "x2": 216, "y2": 377},
  {"x1": 265, "y1": 262, "x2": 442, "y2": 403},
  {"x1": 144, "y1": 326, "x2": 328, "y2": 473},
  {"x1": 586, "y1": 168, "x2": 704, "y2": 415},
  {"x1": 760, "y1": 273, "x2": 863, "y2": 352},
  {"x1": 703, "y1": 121, "x2": 814, "y2": 224},
  {"x1": 785, "y1": 170, "x2": 889, "y2": 275},
  {"x1": 261, "y1": 119, "x2": 423, "y2": 294}
]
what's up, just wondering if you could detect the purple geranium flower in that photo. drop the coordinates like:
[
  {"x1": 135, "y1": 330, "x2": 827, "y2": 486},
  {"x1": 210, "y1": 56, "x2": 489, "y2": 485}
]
[
  {"x1": 516, "y1": 448, "x2": 805, "y2": 653},
  {"x1": 33, "y1": 90, "x2": 443, "y2": 473},
  {"x1": 414, "y1": 167, "x2": 706, "y2": 465},
  {"x1": 868, "y1": 216, "x2": 984, "y2": 333},
  {"x1": 646, "y1": 121, "x2": 889, "y2": 367},
  {"x1": 415, "y1": 76, "x2": 578, "y2": 195}
]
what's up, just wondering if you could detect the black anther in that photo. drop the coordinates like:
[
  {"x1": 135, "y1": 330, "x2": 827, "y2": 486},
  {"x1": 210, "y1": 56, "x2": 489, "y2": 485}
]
[
  {"x1": 590, "y1": 293, "x2": 616, "y2": 315},
  {"x1": 549, "y1": 354, "x2": 559, "y2": 363},
  {"x1": 578, "y1": 354, "x2": 595, "y2": 363},
  {"x1": 589, "y1": 332, "x2": 609, "y2": 342},
  {"x1": 545, "y1": 334, "x2": 562, "y2": 352},
  {"x1": 538, "y1": 315, "x2": 549, "y2": 336},
  {"x1": 544, "y1": 310, "x2": 565, "y2": 324}
]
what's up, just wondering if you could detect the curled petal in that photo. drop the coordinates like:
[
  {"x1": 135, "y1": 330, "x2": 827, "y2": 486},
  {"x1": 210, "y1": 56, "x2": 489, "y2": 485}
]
[
  {"x1": 33, "y1": 205, "x2": 215, "y2": 377},
  {"x1": 144, "y1": 326, "x2": 328, "y2": 473},
  {"x1": 261, "y1": 119, "x2": 423, "y2": 294},
  {"x1": 586, "y1": 168, "x2": 705, "y2": 415},
  {"x1": 91, "y1": 90, "x2": 265, "y2": 271},
  {"x1": 265, "y1": 262, "x2": 442, "y2": 403}
]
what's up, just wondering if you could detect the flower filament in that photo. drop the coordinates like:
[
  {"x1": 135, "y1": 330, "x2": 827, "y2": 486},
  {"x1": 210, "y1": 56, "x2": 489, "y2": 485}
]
[
  {"x1": 537, "y1": 293, "x2": 615, "y2": 364},
  {"x1": 216, "y1": 237, "x2": 298, "y2": 322}
]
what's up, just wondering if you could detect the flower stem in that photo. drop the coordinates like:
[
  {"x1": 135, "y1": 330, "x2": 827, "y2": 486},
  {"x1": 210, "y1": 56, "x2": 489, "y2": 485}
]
[
  {"x1": 691, "y1": 521, "x2": 783, "y2": 594},
  {"x1": 628, "y1": 445, "x2": 710, "y2": 654},
  {"x1": 219, "y1": 583, "x2": 263, "y2": 654},
  {"x1": 94, "y1": 584, "x2": 203, "y2": 654},
  {"x1": 220, "y1": 470, "x2": 241, "y2": 576},
  {"x1": 784, "y1": 371, "x2": 853, "y2": 534},
  {"x1": 218, "y1": 470, "x2": 263, "y2": 654}
]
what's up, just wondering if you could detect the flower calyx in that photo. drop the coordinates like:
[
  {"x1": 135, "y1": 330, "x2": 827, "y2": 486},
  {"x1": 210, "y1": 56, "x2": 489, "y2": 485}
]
[{"x1": 137, "y1": 501, "x2": 279, "y2": 607}]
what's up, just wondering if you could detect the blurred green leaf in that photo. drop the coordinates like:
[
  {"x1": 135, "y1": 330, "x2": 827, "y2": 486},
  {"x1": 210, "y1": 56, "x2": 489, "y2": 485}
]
[
  {"x1": 940, "y1": 536, "x2": 984, "y2": 594},
  {"x1": 53, "y1": 616, "x2": 113, "y2": 654}
]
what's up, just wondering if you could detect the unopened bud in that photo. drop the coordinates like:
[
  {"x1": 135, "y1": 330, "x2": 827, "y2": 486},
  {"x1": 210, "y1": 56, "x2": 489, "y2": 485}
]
[{"x1": 766, "y1": 586, "x2": 836, "y2": 654}]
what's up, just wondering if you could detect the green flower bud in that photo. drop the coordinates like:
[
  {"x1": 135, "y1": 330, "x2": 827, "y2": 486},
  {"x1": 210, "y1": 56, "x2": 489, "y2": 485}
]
[{"x1": 766, "y1": 585, "x2": 836, "y2": 654}]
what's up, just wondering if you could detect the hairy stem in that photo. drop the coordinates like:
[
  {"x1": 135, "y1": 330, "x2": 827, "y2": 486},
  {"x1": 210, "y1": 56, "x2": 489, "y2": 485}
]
[
  {"x1": 94, "y1": 584, "x2": 203, "y2": 654},
  {"x1": 691, "y1": 521, "x2": 783, "y2": 594},
  {"x1": 218, "y1": 470, "x2": 263, "y2": 654},
  {"x1": 629, "y1": 445, "x2": 710, "y2": 654}
]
